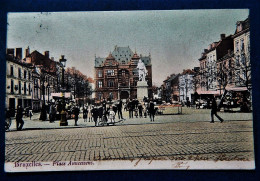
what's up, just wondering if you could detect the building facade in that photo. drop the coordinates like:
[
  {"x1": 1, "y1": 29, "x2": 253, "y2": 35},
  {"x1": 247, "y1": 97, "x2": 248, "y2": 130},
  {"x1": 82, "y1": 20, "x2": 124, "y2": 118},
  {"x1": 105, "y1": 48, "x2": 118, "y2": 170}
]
[
  {"x1": 6, "y1": 48, "x2": 33, "y2": 110},
  {"x1": 179, "y1": 69, "x2": 195, "y2": 103},
  {"x1": 94, "y1": 46, "x2": 152, "y2": 101},
  {"x1": 233, "y1": 18, "x2": 250, "y2": 89}
]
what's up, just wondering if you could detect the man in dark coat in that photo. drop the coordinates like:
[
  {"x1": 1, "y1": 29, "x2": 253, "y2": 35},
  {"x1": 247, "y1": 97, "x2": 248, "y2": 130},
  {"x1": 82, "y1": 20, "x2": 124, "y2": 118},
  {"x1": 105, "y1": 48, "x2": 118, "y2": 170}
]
[
  {"x1": 92, "y1": 106, "x2": 99, "y2": 127},
  {"x1": 16, "y1": 106, "x2": 24, "y2": 131},
  {"x1": 117, "y1": 99, "x2": 123, "y2": 120},
  {"x1": 128, "y1": 99, "x2": 133, "y2": 119},
  {"x1": 148, "y1": 100, "x2": 155, "y2": 122},
  {"x1": 73, "y1": 105, "x2": 80, "y2": 126},
  {"x1": 138, "y1": 103, "x2": 143, "y2": 118},
  {"x1": 210, "y1": 97, "x2": 224, "y2": 123}
]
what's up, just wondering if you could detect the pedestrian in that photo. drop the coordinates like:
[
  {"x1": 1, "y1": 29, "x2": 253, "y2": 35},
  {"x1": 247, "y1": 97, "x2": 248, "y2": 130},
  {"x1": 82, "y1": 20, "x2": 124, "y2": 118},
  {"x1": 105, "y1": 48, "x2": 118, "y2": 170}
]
[
  {"x1": 134, "y1": 108, "x2": 138, "y2": 118},
  {"x1": 91, "y1": 106, "x2": 99, "y2": 127},
  {"x1": 73, "y1": 105, "x2": 80, "y2": 126},
  {"x1": 148, "y1": 100, "x2": 155, "y2": 122},
  {"x1": 5, "y1": 108, "x2": 12, "y2": 131},
  {"x1": 29, "y1": 107, "x2": 33, "y2": 120},
  {"x1": 108, "y1": 107, "x2": 115, "y2": 124},
  {"x1": 210, "y1": 97, "x2": 224, "y2": 123},
  {"x1": 16, "y1": 106, "x2": 24, "y2": 131},
  {"x1": 83, "y1": 106, "x2": 88, "y2": 122},
  {"x1": 49, "y1": 104, "x2": 56, "y2": 123},
  {"x1": 112, "y1": 104, "x2": 118, "y2": 117},
  {"x1": 88, "y1": 105, "x2": 93, "y2": 122},
  {"x1": 98, "y1": 106, "x2": 103, "y2": 122},
  {"x1": 117, "y1": 99, "x2": 123, "y2": 120},
  {"x1": 128, "y1": 99, "x2": 133, "y2": 119},
  {"x1": 138, "y1": 103, "x2": 143, "y2": 118}
]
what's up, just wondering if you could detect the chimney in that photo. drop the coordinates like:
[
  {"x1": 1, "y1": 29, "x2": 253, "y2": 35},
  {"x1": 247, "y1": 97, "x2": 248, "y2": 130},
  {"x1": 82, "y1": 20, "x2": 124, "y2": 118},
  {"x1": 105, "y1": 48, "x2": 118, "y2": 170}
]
[
  {"x1": 44, "y1": 51, "x2": 49, "y2": 58},
  {"x1": 7, "y1": 48, "x2": 14, "y2": 57},
  {"x1": 204, "y1": 49, "x2": 207, "y2": 53},
  {"x1": 15, "y1": 48, "x2": 22, "y2": 60},
  {"x1": 208, "y1": 44, "x2": 212, "y2": 50},
  {"x1": 220, "y1": 34, "x2": 226, "y2": 40},
  {"x1": 25, "y1": 46, "x2": 30, "y2": 57}
]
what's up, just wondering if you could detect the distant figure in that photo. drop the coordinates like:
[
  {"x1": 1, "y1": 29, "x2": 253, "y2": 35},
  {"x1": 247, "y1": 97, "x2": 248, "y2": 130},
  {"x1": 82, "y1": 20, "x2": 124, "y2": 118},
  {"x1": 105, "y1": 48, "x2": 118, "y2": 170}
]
[
  {"x1": 148, "y1": 100, "x2": 155, "y2": 122},
  {"x1": 29, "y1": 107, "x2": 33, "y2": 120},
  {"x1": 138, "y1": 103, "x2": 143, "y2": 118},
  {"x1": 16, "y1": 106, "x2": 24, "y2": 131},
  {"x1": 73, "y1": 106, "x2": 80, "y2": 126},
  {"x1": 210, "y1": 97, "x2": 224, "y2": 123},
  {"x1": 88, "y1": 105, "x2": 93, "y2": 122},
  {"x1": 108, "y1": 108, "x2": 115, "y2": 124},
  {"x1": 92, "y1": 106, "x2": 99, "y2": 127},
  {"x1": 98, "y1": 106, "x2": 103, "y2": 122},
  {"x1": 83, "y1": 106, "x2": 88, "y2": 122},
  {"x1": 128, "y1": 99, "x2": 134, "y2": 119},
  {"x1": 49, "y1": 104, "x2": 56, "y2": 123},
  {"x1": 117, "y1": 99, "x2": 123, "y2": 120},
  {"x1": 112, "y1": 104, "x2": 118, "y2": 117}
]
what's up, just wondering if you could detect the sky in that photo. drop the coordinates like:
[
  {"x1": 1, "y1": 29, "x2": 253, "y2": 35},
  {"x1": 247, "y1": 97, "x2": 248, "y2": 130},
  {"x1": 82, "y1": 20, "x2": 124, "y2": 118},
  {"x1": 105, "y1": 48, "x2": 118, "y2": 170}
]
[{"x1": 7, "y1": 10, "x2": 249, "y2": 86}]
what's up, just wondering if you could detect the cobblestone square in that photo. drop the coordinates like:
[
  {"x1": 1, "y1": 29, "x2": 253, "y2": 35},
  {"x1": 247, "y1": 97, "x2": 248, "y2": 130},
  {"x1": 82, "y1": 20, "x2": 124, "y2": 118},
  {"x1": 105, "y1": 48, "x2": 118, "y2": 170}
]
[{"x1": 5, "y1": 110, "x2": 254, "y2": 163}]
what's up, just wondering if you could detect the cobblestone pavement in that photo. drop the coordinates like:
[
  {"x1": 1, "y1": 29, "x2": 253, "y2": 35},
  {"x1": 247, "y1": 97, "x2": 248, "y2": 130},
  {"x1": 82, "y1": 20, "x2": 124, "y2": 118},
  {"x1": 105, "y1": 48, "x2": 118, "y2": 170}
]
[{"x1": 5, "y1": 119, "x2": 254, "y2": 162}]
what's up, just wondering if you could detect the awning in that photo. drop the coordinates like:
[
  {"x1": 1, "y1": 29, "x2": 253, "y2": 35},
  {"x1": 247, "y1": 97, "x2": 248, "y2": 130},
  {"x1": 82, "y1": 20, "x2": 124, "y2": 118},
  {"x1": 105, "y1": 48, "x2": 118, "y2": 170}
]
[
  {"x1": 51, "y1": 92, "x2": 71, "y2": 98},
  {"x1": 225, "y1": 87, "x2": 248, "y2": 91},
  {"x1": 197, "y1": 90, "x2": 220, "y2": 95}
]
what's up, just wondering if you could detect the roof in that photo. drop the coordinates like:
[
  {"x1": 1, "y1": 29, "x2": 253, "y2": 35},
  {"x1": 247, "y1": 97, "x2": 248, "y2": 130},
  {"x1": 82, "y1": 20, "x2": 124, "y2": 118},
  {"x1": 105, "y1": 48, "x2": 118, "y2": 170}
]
[
  {"x1": 29, "y1": 50, "x2": 57, "y2": 73},
  {"x1": 6, "y1": 54, "x2": 32, "y2": 68},
  {"x1": 234, "y1": 17, "x2": 250, "y2": 35},
  {"x1": 95, "y1": 57, "x2": 105, "y2": 67},
  {"x1": 111, "y1": 46, "x2": 134, "y2": 64},
  {"x1": 141, "y1": 56, "x2": 151, "y2": 66},
  {"x1": 181, "y1": 69, "x2": 195, "y2": 75}
]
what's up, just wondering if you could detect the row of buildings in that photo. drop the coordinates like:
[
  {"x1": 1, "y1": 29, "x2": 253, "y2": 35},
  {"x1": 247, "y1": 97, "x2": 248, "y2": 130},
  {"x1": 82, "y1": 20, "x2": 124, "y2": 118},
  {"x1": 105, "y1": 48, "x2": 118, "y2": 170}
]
[
  {"x1": 161, "y1": 17, "x2": 251, "y2": 105},
  {"x1": 6, "y1": 47, "x2": 93, "y2": 111}
]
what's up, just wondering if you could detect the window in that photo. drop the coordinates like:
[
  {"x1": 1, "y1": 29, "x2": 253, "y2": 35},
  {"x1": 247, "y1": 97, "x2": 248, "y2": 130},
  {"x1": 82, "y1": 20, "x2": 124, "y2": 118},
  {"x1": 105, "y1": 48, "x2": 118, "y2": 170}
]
[
  {"x1": 18, "y1": 81, "x2": 21, "y2": 94},
  {"x1": 29, "y1": 83, "x2": 31, "y2": 95},
  {"x1": 10, "y1": 65, "x2": 13, "y2": 76},
  {"x1": 98, "y1": 81, "x2": 102, "y2": 88},
  {"x1": 24, "y1": 70, "x2": 27, "y2": 79},
  {"x1": 236, "y1": 41, "x2": 239, "y2": 52},
  {"x1": 108, "y1": 80, "x2": 114, "y2": 87},
  {"x1": 28, "y1": 72, "x2": 31, "y2": 80},
  {"x1": 107, "y1": 69, "x2": 114, "y2": 76},
  {"x1": 98, "y1": 93, "x2": 103, "y2": 100},
  {"x1": 11, "y1": 79, "x2": 14, "y2": 93},
  {"x1": 24, "y1": 82, "x2": 26, "y2": 95},
  {"x1": 98, "y1": 70, "x2": 102, "y2": 77},
  {"x1": 18, "y1": 68, "x2": 21, "y2": 78},
  {"x1": 241, "y1": 38, "x2": 244, "y2": 51}
]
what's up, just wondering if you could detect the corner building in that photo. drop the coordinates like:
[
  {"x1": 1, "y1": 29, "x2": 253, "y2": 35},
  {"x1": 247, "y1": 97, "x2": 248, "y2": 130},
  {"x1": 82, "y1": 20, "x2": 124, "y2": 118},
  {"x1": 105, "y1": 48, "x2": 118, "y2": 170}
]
[{"x1": 94, "y1": 46, "x2": 152, "y2": 101}]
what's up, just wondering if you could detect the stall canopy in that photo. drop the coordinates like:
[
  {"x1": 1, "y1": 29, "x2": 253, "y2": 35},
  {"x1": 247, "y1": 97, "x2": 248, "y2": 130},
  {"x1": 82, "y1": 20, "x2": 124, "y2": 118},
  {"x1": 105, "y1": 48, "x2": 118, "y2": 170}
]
[
  {"x1": 197, "y1": 90, "x2": 220, "y2": 95},
  {"x1": 51, "y1": 92, "x2": 71, "y2": 98},
  {"x1": 225, "y1": 87, "x2": 248, "y2": 92}
]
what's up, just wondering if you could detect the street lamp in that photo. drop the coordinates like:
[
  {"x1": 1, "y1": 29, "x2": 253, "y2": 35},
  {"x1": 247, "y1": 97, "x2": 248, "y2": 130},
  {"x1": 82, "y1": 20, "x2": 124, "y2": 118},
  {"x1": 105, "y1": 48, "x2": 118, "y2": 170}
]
[{"x1": 59, "y1": 55, "x2": 68, "y2": 126}]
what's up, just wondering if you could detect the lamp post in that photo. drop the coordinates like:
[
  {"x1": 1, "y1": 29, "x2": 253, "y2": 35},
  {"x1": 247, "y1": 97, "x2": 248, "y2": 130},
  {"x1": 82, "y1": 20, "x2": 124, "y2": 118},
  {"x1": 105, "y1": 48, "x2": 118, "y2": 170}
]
[{"x1": 59, "y1": 55, "x2": 68, "y2": 126}]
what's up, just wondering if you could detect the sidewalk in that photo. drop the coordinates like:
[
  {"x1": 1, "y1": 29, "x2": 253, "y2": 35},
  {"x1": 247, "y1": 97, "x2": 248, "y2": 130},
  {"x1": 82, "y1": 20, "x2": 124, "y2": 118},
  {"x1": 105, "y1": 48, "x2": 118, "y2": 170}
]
[{"x1": 7, "y1": 108, "x2": 253, "y2": 131}]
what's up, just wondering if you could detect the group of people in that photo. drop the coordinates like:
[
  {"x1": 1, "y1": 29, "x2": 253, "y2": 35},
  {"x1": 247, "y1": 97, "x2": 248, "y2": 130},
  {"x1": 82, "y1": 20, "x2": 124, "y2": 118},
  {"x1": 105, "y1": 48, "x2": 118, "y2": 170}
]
[
  {"x1": 126, "y1": 98, "x2": 156, "y2": 122},
  {"x1": 82, "y1": 99, "x2": 124, "y2": 127}
]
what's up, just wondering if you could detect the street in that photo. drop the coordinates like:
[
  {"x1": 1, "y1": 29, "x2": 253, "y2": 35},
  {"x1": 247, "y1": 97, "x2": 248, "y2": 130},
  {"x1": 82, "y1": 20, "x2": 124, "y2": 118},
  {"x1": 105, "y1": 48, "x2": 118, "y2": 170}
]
[{"x1": 5, "y1": 108, "x2": 254, "y2": 162}]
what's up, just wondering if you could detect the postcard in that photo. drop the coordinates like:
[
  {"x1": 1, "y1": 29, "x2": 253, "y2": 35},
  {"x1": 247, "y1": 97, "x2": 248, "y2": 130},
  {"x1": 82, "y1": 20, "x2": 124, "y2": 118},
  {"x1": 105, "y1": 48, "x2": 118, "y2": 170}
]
[{"x1": 4, "y1": 10, "x2": 254, "y2": 172}]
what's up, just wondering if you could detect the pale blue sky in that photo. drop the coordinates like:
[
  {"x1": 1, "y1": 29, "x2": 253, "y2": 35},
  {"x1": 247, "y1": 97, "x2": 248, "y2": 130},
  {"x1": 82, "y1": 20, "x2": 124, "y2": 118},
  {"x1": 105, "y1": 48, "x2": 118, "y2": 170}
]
[{"x1": 7, "y1": 10, "x2": 249, "y2": 86}]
